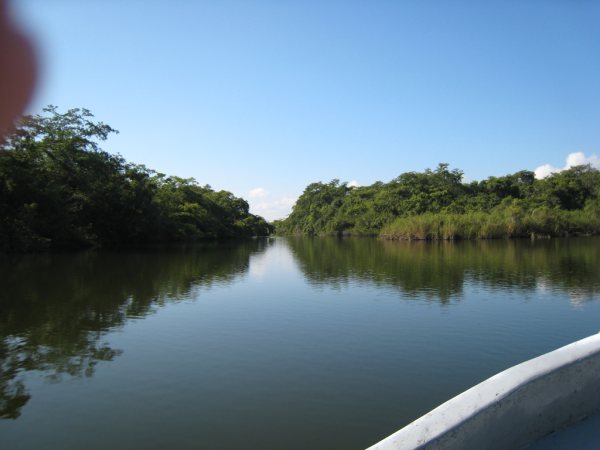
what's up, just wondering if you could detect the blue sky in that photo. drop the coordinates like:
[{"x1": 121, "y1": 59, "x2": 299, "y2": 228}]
[{"x1": 11, "y1": 1, "x2": 600, "y2": 220}]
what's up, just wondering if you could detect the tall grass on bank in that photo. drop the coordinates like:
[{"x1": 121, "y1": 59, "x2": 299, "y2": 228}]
[{"x1": 380, "y1": 208, "x2": 600, "y2": 240}]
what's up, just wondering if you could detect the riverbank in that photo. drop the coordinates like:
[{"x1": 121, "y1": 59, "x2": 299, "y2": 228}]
[
  {"x1": 0, "y1": 107, "x2": 272, "y2": 253},
  {"x1": 380, "y1": 210, "x2": 600, "y2": 240},
  {"x1": 274, "y1": 164, "x2": 600, "y2": 239}
]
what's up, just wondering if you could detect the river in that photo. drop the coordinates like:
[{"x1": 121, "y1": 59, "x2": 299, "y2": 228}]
[{"x1": 1, "y1": 237, "x2": 599, "y2": 449}]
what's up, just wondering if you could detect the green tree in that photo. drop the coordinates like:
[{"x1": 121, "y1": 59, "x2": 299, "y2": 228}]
[
  {"x1": 0, "y1": 106, "x2": 271, "y2": 251},
  {"x1": 276, "y1": 163, "x2": 600, "y2": 239}
]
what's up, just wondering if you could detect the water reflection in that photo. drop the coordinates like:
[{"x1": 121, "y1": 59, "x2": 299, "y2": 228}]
[
  {"x1": 0, "y1": 240, "x2": 268, "y2": 419},
  {"x1": 2, "y1": 237, "x2": 599, "y2": 424},
  {"x1": 286, "y1": 237, "x2": 600, "y2": 303}
]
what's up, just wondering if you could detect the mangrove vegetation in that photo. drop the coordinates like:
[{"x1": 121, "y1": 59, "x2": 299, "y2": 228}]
[
  {"x1": 0, "y1": 107, "x2": 272, "y2": 252},
  {"x1": 275, "y1": 163, "x2": 600, "y2": 239}
]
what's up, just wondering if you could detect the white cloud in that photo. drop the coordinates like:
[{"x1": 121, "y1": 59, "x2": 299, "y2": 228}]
[
  {"x1": 246, "y1": 185, "x2": 297, "y2": 221},
  {"x1": 249, "y1": 187, "x2": 269, "y2": 198},
  {"x1": 348, "y1": 180, "x2": 360, "y2": 188},
  {"x1": 534, "y1": 163, "x2": 558, "y2": 180},
  {"x1": 251, "y1": 196, "x2": 297, "y2": 221},
  {"x1": 566, "y1": 152, "x2": 600, "y2": 168},
  {"x1": 534, "y1": 152, "x2": 600, "y2": 179}
]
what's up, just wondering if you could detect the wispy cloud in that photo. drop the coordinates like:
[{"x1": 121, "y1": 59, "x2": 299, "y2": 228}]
[
  {"x1": 253, "y1": 196, "x2": 297, "y2": 221},
  {"x1": 249, "y1": 187, "x2": 269, "y2": 198},
  {"x1": 534, "y1": 152, "x2": 600, "y2": 179},
  {"x1": 348, "y1": 180, "x2": 360, "y2": 188},
  {"x1": 245, "y1": 186, "x2": 297, "y2": 221}
]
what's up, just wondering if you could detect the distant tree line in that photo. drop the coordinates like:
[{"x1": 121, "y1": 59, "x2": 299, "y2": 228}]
[
  {"x1": 0, "y1": 107, "x2": 272, "y2": 252},
  {"x1": 275, "y1": 163, "x2": 600, "y2": 239}
]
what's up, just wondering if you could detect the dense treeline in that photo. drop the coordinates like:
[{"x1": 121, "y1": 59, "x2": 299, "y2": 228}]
[
  {"x1": 275, "y1": 163, "x2": 600, "y2": 239},
  {"x1": 0, "y1": 107, "x2": 272, "y2": 251}
]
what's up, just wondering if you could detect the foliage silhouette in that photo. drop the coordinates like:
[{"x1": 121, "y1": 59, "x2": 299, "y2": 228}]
[{"x1": 0, "y1": 107, "x2": 272, "y2": 252}]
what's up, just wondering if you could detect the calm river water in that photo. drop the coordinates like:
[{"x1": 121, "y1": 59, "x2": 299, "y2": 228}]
[{"x1": 1, "y1": 237, "x2": 600, "y2": 449}]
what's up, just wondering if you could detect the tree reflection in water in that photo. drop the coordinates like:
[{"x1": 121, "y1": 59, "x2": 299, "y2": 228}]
[
  {"x1": 0, "y1": 240, "x2": 268, "y2": 419},
  {"x1": 286, "y1": 237, "x2": 600, "y2": 304},
  {"x1": 2, "y1": 237, "x2": 599, "y2": 420}
]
